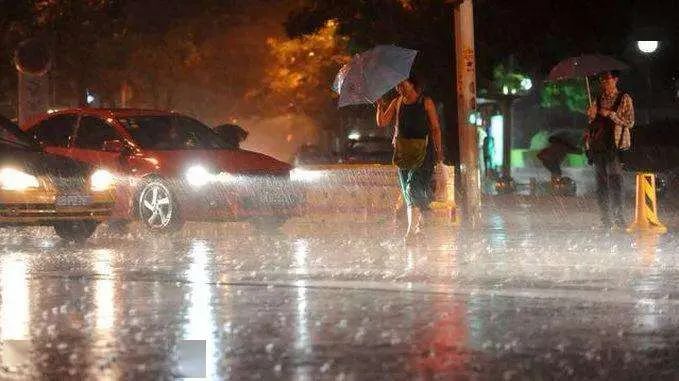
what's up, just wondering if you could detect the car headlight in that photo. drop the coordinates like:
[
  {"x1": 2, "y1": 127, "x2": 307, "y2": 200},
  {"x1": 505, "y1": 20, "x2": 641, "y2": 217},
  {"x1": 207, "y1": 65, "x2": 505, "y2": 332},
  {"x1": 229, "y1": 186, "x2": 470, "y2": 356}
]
[
  {"x1": 290, "y1": 168, "x2": 324, "y2": 182},
  {"x1": 90, "y1": 169, "x2": 115, "y2": 192},
  {"x1": 0, "y1": 168, "x2": 40, "y2": 191},
  {"x1": 186, "y1": 165, "x2": 211, "y2": 187},
  {"x1": 186, "y1": 165, "x2": 234, "y2": 187}
]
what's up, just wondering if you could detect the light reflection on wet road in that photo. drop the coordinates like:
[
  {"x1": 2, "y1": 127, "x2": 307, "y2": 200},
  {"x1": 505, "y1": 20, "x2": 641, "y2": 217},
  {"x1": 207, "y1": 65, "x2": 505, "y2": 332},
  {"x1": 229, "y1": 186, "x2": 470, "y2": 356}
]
[{"x1": 0, "y1": 197, "x2": 678, "y2": 379}]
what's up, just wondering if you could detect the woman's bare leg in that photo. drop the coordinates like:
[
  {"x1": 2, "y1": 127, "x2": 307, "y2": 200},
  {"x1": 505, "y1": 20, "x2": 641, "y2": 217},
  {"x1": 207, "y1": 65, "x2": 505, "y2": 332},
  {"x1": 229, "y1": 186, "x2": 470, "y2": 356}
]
[{"x1": 405, "y1": 206, "x2": 421, "y2": 243}]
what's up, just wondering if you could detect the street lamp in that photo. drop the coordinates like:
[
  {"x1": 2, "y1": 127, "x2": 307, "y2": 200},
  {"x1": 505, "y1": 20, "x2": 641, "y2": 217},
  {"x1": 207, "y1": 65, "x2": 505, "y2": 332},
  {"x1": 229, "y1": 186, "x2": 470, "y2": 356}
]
[
  {"x1": 637, "y1": 40, "x2": 659, "y2": 54},
  {"x1": 491, "y1": 75, "x2": 532, "y2": 194},
  {"x1": 637, "y1": 40, "x2": 659, "y2": 124}
]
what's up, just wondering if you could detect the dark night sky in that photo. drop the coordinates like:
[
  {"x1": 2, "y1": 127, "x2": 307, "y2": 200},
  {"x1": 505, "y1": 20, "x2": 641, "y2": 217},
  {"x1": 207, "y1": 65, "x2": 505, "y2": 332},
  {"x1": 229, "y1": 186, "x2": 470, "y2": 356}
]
[{"x1": 475, "y1": 0, "x2": 679, "y2": 96}]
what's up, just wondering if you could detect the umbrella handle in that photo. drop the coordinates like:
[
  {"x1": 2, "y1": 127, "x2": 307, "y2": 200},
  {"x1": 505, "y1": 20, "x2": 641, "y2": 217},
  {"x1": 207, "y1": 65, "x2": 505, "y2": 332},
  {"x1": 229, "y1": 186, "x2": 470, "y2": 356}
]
[
  {"x1": 364, "y1": 94, "x2": 376, "y2": 107},
  {"x1": 585, "y1": 76, "x2": 593, "y2": 107}
]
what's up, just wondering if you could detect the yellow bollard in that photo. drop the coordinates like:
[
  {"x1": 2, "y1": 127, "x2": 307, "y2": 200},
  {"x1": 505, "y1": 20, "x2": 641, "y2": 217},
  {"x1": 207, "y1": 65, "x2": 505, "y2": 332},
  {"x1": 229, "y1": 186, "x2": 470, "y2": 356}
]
[{"x1": 627, "y1": 172, "x2": 667, "y2": 234}]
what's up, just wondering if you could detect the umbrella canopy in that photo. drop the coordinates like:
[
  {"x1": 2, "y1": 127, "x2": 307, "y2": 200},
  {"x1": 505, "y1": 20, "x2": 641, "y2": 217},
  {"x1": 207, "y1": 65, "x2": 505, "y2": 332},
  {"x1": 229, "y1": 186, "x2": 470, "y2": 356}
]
[
  {"x1": 549, "y1": 129, "x2": 583, "y2": 152},
  {"x1": 333, "y1": 45, "x2": 417, "y2": 108},
  {"x1": 547, "y1": 54, "x2": 629, "y2": 105},
  {"x1": 547, "y1": 54, "x2": 629, "y2": 81}
]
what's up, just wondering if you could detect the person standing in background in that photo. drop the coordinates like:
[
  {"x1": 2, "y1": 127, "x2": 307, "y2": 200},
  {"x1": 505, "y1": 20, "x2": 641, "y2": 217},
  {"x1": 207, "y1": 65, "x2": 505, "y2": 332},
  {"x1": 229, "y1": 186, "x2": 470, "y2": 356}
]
[{"x1": 585, "y1": 70, "x2": 635, "y2": 229}]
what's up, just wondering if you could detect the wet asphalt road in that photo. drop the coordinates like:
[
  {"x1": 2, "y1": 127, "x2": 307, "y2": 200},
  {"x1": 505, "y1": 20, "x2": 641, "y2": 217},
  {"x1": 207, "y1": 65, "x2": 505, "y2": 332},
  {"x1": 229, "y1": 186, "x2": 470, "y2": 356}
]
[{"x1": 1, "y1": 196, "x2": 679, "y2": 380}]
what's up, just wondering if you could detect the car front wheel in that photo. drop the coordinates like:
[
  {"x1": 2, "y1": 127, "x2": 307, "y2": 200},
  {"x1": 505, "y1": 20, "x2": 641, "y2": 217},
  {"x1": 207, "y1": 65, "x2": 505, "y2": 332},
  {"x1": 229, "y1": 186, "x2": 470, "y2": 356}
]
[
  {"x1": 137, "y1": 179, "x2": 183, "y2": 232},
  {"x1": 53, "y1": 221, "x2": 99, "y2": 242}
]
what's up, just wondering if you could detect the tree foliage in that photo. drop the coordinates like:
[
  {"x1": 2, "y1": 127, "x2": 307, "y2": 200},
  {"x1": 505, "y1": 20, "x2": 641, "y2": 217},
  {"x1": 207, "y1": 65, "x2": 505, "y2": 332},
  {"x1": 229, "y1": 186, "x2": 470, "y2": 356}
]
[
  {"x1": 33, "y1": 0, "x2": 126, "y2": 104},
  {"x1": 540, "y1": 80, "x2": 589, "y2": 114},
  {"x1": 0, "y1": 0, "x2": 302, "y2": 119},
  {"x1": 259, "y1": 20, "x2": 349, "y2": 127}
]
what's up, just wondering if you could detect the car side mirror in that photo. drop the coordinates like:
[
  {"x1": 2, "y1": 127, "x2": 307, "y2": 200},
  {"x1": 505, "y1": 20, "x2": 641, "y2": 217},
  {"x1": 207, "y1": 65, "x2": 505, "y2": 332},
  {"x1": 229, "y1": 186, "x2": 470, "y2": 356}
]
[{"x1": 102, "y1": 139, "x2": 124, "y2": 153}]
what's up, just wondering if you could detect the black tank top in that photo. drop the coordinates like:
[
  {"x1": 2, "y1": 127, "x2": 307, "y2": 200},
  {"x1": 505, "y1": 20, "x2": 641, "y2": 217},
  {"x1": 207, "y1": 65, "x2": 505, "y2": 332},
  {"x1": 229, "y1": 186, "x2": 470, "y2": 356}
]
[
  {"x1": 398, "y1": 96, "x2": 428, "y2": 139},
  {"x1": 397, "y1": 95, "x2": 435, "y2": 170}
]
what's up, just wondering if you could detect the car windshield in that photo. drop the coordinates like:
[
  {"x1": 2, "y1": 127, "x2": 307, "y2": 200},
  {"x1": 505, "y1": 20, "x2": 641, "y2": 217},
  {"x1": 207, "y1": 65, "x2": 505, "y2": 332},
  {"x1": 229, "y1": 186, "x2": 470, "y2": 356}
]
[
  {"x1": 118, "y1": 115, "x2": 229, "y2": 150},
  {"x1": 0, "y1": 115, "x2": 40, "y2": 151}
]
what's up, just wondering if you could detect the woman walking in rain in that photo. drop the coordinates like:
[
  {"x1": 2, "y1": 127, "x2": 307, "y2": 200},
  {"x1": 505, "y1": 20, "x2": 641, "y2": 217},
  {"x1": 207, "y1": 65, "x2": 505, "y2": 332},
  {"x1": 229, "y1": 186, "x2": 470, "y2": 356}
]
[{"x1": 376, "y1": 76, "x2": 444, "y2": 243}]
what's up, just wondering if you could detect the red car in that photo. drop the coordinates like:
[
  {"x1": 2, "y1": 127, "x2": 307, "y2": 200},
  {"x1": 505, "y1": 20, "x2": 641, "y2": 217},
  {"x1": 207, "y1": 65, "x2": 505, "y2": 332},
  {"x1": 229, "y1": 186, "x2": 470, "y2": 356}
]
[{"x1": 24, "y1": 108, "x2": 301, "y2": 232}]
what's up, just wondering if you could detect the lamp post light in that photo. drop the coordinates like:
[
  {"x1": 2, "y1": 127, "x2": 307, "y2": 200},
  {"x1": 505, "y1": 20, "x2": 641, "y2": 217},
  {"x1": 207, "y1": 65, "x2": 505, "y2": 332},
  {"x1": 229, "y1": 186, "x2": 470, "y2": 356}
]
[
  {"x1": 637, "y1": 40, "x2": 659, "y2": 124},
  {"x1": 492, "y1": 76, "x2": 532, "y2": 195},
  {"x1": 637, "y1": 40, "x2": 659, "y2": 54}
]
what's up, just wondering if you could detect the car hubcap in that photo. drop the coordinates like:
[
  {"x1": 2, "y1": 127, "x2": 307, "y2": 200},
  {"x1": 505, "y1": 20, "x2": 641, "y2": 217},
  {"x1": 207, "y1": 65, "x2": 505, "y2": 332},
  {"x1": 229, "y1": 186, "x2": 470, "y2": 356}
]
[{"x1": 140, "y1": 182, "x2": 172, "y2": 229}]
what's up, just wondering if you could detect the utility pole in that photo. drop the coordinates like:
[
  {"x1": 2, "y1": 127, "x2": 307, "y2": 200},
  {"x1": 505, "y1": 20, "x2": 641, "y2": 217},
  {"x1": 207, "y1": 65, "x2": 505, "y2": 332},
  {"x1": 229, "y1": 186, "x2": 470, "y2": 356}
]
[{"x1": 452, "y1": 0, "x2": 481, "y2": 225}]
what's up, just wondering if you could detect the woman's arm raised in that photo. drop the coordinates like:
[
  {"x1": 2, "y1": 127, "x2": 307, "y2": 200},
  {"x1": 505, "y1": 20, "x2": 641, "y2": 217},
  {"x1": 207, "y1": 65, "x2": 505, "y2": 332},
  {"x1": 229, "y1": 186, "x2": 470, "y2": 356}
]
[{"x1": 376, "y1": 97, "x2": 399, "y2": 128}]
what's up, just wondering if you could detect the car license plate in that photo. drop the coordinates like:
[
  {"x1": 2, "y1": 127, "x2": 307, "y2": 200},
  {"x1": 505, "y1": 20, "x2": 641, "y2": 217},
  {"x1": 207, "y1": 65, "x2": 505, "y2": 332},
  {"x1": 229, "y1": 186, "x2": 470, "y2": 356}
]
[{"x1": 55, "y1": 195, "x2": 91, "y2": 207}]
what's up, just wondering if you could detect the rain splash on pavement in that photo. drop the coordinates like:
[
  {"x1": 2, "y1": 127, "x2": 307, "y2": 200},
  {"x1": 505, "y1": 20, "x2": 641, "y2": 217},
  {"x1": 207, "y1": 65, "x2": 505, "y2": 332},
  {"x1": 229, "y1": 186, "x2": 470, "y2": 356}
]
[{"x1": 0, "y1": 195, "x2": 678, "y2": 379}]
